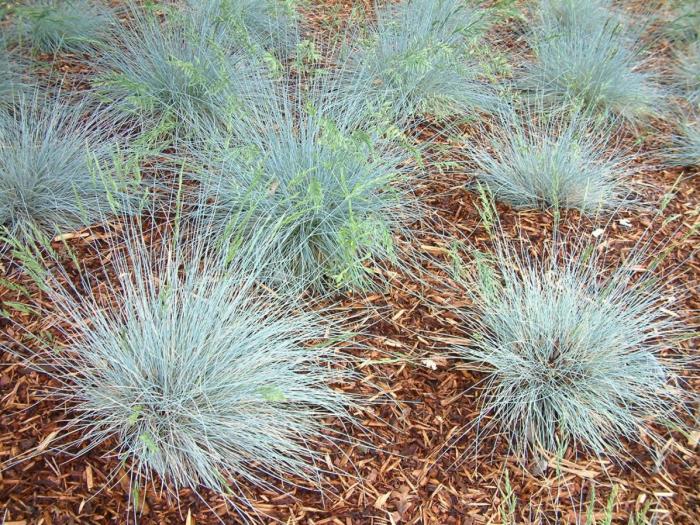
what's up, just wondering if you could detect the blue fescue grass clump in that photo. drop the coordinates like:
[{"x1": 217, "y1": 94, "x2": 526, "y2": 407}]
[
  {"x1": 537, "y1": 0, "x2": 623, "y2": 33},
  {"x1": 0, "y1": 40, "x2": 26, "y2": 111},
  {"x1": 0, "y1": 94, "x2": 133, "y2": 242},
  {"x1": 93, "y1": 5, "x2": 265, "y2": 138},
  {"x1": 675, "y1": 41, "x2": 700, "y2": 105},
  {"x1": 465, "y1": 108, "x2": 636, "y2": 214},
  {"x1": 522, "y1": 2, "x2": 664, "y2": 125},
  {"x1": 186, "y1": 0, "x2": 299, "y2": 57},
  {"x1": 339, "y1": 0, "x2": 497, "y2": 124},
  {"x1": 538, "y1": 0, "x2": 609, "y2": 23},
  {"x1": 668, "y1": 119, "x2": 700, "y2": 167},
  {"x1": 454, "y1": 240, "x2": 689, "y2": 460},
  {"x1": 662, "y1": 0, "x2": 700, "y2": 44},
  {"x1": 5, "y1": 223, "x2": 363, "y2": 519},
  {"x1": 186, "y1": 77, "x2": 424, "y2": 291},
  {"x1": 13, "y1": 0, "x2": 114, "y2": 54}
]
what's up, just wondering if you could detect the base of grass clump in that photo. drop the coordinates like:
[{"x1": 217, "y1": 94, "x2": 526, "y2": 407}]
[{"x1": 452, "y1": 237, "x2": 690, "y2": 461}]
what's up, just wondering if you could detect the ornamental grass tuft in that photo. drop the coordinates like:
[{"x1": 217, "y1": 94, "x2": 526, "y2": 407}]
[
  {"x1": 0, "y1": 40, "x2": 26, "y2": 111},
  {"x1": 93, "y1": 4, "x2": 267, "y2": 139},
  {"x1": 13, "y1": 0, "x2": 114, "y2": 54},
  {"x1": 3, "y1": 222, "x2": 364, "y2": 520},
  {"x1": 537, "y1": 0, "x2": 624, "y2": 33},
  {"x1": 675, "y1": 41, "x2": 700, "y2": 105},
  {"x1": 465, "y1": 107, "x2": 636, "y2": 214},
  {"x1": 338, "y1": 0, "x2": 497, "y2": 125},
  {"x1": 186, "y1": 75, "x2": 425, "y2": 292},
  {"x1": 662, "y1": 0, "x2": 700, "y2": 44},
  {"x1": 454, "y1": 239, "x2": 690, "y2": 460},
  {"x1": 522, "y1": 1, "x2": 664, "y2": 124},
  {"x1": 185, "y1": 0, "x2": 299, "y2": 58},
  {"x1": 668, "y1": 119, "x2": 700, "y2": 167},
  {"x1": 0, "y1": 94, "x2": 134, "y2": 243}
]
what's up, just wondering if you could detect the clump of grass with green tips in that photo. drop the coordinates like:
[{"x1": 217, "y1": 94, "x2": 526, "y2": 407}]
[
  {"x1": 186, "y1": 75, "x2": 425, "y2": 292},
  {"x1": 2, "y1": 221, "x2": 365, "y2": 522},
  {"x1": 0, "y1": 94, "x2": 135, "y2": 244},
  {"x1": 339, "y1": 0, "x2": 498, "y2": 125},
  {"x1": 453, "y1": 239, "x2": 691, "y2": 460},
  {"x1": 465, "y1": 107, "x2": 637, "y2": 214},
  {"x1": 93, "y1": 5, "x2": 267, "y2": 139},
  {"x1": 522, "y1": 2, "x2": 664, "y2": 125},
  {"x1": 13, "y1": 0, "x2": 114, "y2": 55},
  {"x1": 186, "y1": 0, "x2": 299, "y2": 58}
]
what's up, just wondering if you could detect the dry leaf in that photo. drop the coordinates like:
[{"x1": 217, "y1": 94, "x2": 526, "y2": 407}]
[
  {"x1": 374, "y1": 491, "x2": 392, "y2": 510},
  {"x1": 86, "y1": 465, "x2": 94, "y2": 491},
  {"x1": 37, "y1": 430, "x2": 59, "y2": 452},
  {"x1": 618, "y1": 218, "x2": 632, "y2": 228}
]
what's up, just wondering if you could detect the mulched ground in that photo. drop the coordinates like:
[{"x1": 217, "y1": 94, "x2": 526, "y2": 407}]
[{"x1": 1, "y1": 1, "x2": 699, "y2": 524}]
